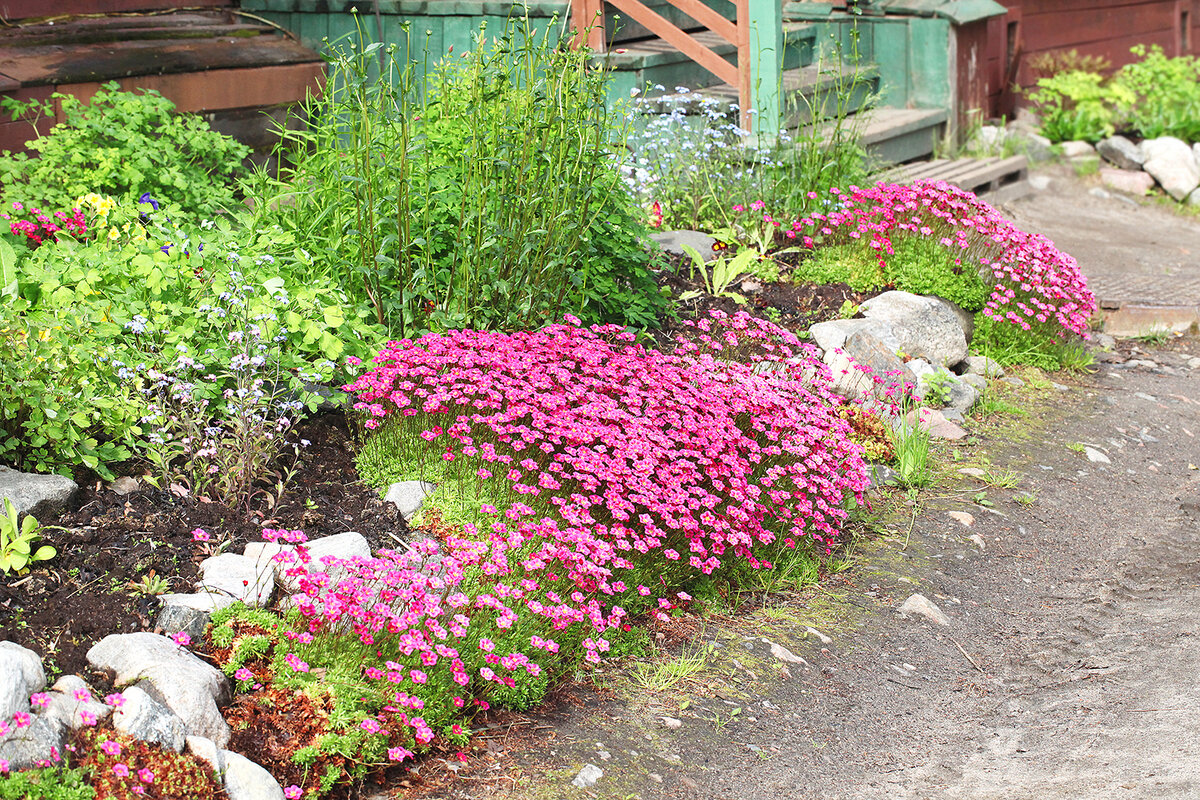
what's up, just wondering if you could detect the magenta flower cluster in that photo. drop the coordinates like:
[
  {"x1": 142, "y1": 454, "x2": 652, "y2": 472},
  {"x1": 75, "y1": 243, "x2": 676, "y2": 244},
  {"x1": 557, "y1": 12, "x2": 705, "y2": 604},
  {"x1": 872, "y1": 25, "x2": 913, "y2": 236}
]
[
  {"x1": 0, "y1": 201, "x2": 87, "y2": 248},
  {"x1": 265, "y1": 312, "x2": 869, "y2": 762},
  {"x1": 786, "y1": 182, "x2": 1096, "y2": 339}
]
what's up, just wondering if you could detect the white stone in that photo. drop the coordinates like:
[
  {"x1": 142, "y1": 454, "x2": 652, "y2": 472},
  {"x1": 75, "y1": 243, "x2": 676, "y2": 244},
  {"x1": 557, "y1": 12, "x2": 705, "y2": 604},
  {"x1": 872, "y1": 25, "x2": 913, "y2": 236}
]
[
  {"x1": 0, "y1": 713, "x2": 62, "y2": 770},
  {"x1": 276, "y1": 531, "x2": 373, "y2": 593},
  {"x1": 1084, "y1": 447, "x2": 1111, "y2": 464},
  {"x1": 87, "y1": 632, "x2": 231, "y2": 747},
  {"x1": 223, "y1": 750, "x2": 286, "y2": 800},
  {"x1": 1028, "y1": 174, "x2": 1052, "y2": 191},
  {"x1": 571, "y1": 764, "x2": 604, "y2": 789},
  {"x1": 662, "y1": 716, "x2": 682, "y2": 729},
  {"x1": 1060, "y1": 140, "x2": 1097, "y2": 159},
  {"x1": 805, "y1": 626, "x2": 832, "y2": 644},
  {"x1": 112, "y1": 686, "x2": 186, "y2": 753},
  {"x1": 198, "y1": 553, "x2": 274, "y2": 607},
  {"x1": 649, "y1": 230, "x2": 718, "y2": 261},
  {"x1": 0, "y1": 641, "x2": 45, "y2": 721},
  {"x1": 1100, "y1": 167, "x2": 1155, "y2": 196},
  {"x1": 1141, "y1": 137, "x2": 1200, "y2": 201},
  {"x1": 948, "y1": 511, "x2": 975, "y2": 527},
  {"x1": 110, "y1": 476, "x2": 141, "y2": 496},
  {"x1": 187, "y1": 736, "x2": 227, "y2": 777},
  {"x1": 898, "y1": 594, "x2": 951, "y2": 626},
  {"x1": 384, "y1": 481, "x2": 436, "y2": 520},
  {"x1": 764, "y1": 638, "x2": 808, "y2": 665}
]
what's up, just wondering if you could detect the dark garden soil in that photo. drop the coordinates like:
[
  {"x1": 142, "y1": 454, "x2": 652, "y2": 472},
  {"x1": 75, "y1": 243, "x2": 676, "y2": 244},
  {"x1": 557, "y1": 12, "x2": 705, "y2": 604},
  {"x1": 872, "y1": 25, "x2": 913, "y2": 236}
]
[
  {"x1": 0, "y1": 412, "x2": 410, "y2": 680},
  {"x1": 655, "y1": 249, "x2": 878, "y2": 335}
]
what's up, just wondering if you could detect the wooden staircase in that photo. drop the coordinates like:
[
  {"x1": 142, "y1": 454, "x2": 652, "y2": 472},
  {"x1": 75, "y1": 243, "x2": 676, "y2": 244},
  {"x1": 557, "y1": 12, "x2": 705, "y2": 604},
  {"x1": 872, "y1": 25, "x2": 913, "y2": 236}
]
[{"x1": 579, "y1": 0, "x2": 949, "y2": 162}]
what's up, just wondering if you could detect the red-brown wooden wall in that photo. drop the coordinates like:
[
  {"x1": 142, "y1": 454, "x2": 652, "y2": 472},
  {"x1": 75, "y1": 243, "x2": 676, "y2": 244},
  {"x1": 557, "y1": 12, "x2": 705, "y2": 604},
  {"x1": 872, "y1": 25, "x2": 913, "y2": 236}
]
[
  {"x1": 983, "y1": 0, "x2": 1200, "y2": 117},
  {"x1": 1, "y1": 1, "x2": 228, "y2": 19}
]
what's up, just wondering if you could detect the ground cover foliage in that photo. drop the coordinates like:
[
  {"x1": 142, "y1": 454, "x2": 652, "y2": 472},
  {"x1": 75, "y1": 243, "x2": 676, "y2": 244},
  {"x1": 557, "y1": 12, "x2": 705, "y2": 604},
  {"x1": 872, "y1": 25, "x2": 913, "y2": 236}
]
[{"x1": 0, "y1": 16, "x2": 1100, "y2": 799}]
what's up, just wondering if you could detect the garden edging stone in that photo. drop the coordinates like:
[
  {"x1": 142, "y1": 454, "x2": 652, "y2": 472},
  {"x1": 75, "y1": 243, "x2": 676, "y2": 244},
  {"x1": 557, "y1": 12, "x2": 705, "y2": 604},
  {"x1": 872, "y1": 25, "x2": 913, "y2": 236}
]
[
  {"x1": 112, "y1": 686, "x2": 187, "y2": 753},
  {"x1": 222, "y1": 749, "x2": 287, "y2": 800},
  {"x1": 0, "y1": 466, "x2": 79, "y2": 519},
  {"x1": 1096, "y1": 135, "x2": 1145, "y2": 170},
  {"x1": 87, "y1": 631, "x2": 232, "y2": 747},
  {"x1": 1140, "y1": 136, "x2": 1200, "y2": 201},
  {"x1": 0, "y1": 641, "x2": 45, "y2": 721}
]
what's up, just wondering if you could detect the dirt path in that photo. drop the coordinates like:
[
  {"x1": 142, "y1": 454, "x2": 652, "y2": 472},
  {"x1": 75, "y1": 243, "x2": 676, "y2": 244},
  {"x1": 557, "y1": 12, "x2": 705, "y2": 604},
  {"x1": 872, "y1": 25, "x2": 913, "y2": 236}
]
[{"x1": 423, "y1": 181, "x2": 1200, "y2": 800}]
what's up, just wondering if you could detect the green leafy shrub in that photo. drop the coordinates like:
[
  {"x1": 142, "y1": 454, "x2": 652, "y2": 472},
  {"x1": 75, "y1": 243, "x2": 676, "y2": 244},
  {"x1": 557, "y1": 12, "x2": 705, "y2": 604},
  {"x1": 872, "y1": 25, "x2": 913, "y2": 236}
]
[
  {"x1": 253, "y1": 20, "x2": 667, "y2": 335},
  {"x1": 0, "y1": 82, "x2": 249, "y2": 216},
  {"x1": 1113, "y1": 44, "x2": 1200, "y2": 141},
  {"x1": 1, "y1": 200, "x2": 382, "y2": 477},
  {"x1": 1026, "y1": 70, "x2": 1132, "y2": 143},
  {"x1": 0, "y1": 767, "x2": 94, "y2": 800}
]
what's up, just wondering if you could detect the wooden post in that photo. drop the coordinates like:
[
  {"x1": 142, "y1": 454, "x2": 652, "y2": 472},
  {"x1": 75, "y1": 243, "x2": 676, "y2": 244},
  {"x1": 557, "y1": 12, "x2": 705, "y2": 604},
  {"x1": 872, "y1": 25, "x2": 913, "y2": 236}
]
[
  {"x1": 572, "y1": 0, "x2": 607, "y2": 52},
  {"x1": 745, "y1": 0, "x2": 782, "y2": 141}
]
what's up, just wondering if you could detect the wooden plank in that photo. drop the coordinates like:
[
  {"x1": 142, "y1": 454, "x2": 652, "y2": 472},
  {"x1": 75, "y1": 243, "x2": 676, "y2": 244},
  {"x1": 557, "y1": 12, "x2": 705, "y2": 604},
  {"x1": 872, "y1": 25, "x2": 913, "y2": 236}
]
[
  {"x1": 604, "y1": 0, "x2": 739, "y2": 86},
  {"x1": 668, "y1": 0, "x2": 739, "y2": 46},
  {"x1": 947, "y1": 155, "x2": 1028, "y2": 190},
  {"x1": 56, "y1": 61, "x2": 325, "y2": 113}
]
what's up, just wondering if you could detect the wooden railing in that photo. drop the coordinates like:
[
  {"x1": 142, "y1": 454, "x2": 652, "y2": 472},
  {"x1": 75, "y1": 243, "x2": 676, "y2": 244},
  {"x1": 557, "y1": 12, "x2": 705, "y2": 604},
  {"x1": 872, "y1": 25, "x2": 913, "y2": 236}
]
[{"x1": 571, "y1": 0, "x2": 780, "y2": 135}]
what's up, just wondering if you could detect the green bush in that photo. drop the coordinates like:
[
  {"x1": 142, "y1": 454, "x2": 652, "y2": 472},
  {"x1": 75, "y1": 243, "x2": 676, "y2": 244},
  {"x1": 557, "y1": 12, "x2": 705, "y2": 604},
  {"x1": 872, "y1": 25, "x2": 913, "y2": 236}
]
[
  {"x1": 252, "y1": 20, "x2": 668, "y2": 335},
  {"x1": 1, "y1": 201, "x2": 382, "y2": 477},
  {"x1": 792, "y1": 236, "x2": 989, "y2": 311},
  {"x1": 1114, "y1": 44, "x2": 1200, "y2": 141},
  {"x1": 0, "y1": 82, "x2": 249, "y2": 217},
  {"x1": 1025, "y1": 70, "x2": 1132, "y2": 143},
  {"x1": 0, "y1": 767, "x2": 94, "y2": 800}
]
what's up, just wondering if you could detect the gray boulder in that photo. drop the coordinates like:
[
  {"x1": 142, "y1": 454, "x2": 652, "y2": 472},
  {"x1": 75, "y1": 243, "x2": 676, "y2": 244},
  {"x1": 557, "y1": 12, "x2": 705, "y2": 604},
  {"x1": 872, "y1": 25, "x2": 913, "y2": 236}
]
[
  {"x1": 0, "y1": 641, "x2": 45, "y2": 721},
  {"x1": 157, "y1": 591, "x2": 237, "y2": 615},
  {"x1": 650, "y1": 230, "x2": 718, "y2": 262},
  {"x1": 0, "y1": 466, "x2": 77, "y2": 519},
  {"x1": 859, "y1": 291, "x2": 971, "y2": 366},
  {"x1": 87, "y1": 632, "x2": 231, "y2": 747},
  {"x1": 1141, "y1": 136, "x2": 1200, "y2": 201},
  {"x1": 0, "y1": 713, "x2": 63, "y2": 769},
  {"x1": 945, "y1": 381, "x2": 980, "y2": 415},
  {"x1": 155, "y1": 602, "x2": 211, "y2": 642},
  {"x1": 383, "y1": 481, "x2": 435, "y2": 521},
  {"x1": 1096, "y1": 135, "x2": 1145, "y2": 170},
  {"x1": 223, "y1": 750, "x2": 286, "y2": 800},
  {"x1": 112, "y1": 686, "x2": 186, "y2": 752},
  {"x1": 270, "y1": 531, "x2": 373, "y2": 594},
  {"x1": 960, "y1": 373, "x2": 989, "y2": 395},
  {"x1": 198, "y1": 552, "x2": 274, "y2": 608}
]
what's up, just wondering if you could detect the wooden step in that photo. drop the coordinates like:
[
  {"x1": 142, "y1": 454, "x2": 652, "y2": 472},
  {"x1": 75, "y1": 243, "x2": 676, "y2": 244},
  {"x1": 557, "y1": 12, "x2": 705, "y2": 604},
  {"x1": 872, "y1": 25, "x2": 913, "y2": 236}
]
[
  {"x1": 698, "y1": 61, "x2": 878, "y2": 123},
  {"x1": 877, "y1": 155, "x2": 1032, "y2": 202},
  {"x1": 838, "y1": 107, "x2": 949, "y2": 164},
  {"x1": 598, "y1": 22, "x2": 817, "y2": 97}
]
